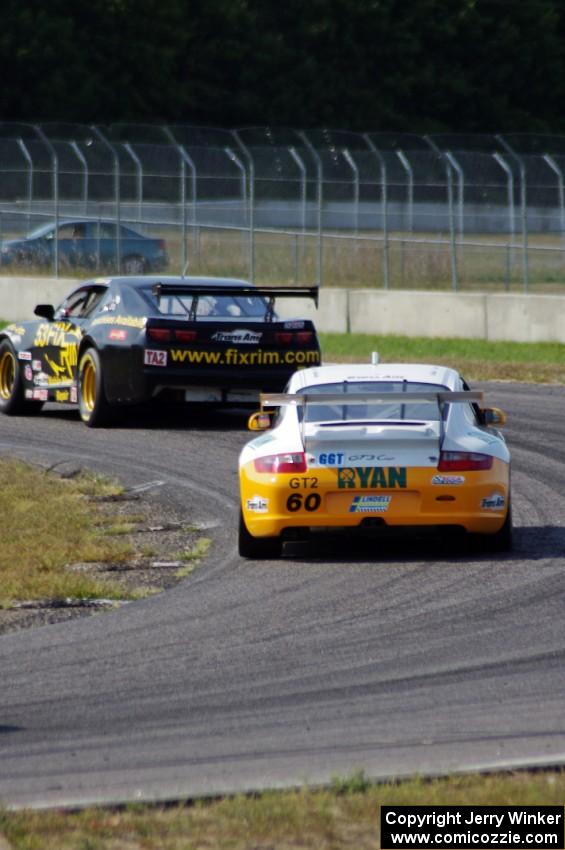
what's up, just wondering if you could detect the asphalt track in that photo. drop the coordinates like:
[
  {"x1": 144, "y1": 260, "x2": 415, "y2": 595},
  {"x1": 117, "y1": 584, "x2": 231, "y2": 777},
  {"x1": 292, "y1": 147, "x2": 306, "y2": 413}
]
[{"x1": 0, "y1": 381, "x2": 565, "y2": 810}]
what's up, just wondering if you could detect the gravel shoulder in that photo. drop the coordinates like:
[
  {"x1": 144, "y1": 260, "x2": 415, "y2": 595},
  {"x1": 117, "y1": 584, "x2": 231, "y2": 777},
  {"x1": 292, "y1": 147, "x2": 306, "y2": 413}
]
[{"x1": 0, "y1": 475, "x2": 213, "y2": 635}]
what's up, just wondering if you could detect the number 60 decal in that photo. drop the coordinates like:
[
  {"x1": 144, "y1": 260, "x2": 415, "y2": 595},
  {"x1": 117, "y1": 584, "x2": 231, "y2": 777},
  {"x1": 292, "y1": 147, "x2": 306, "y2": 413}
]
[{"x1": 286, "y1": 492, "x2": 321, "y2": 512}]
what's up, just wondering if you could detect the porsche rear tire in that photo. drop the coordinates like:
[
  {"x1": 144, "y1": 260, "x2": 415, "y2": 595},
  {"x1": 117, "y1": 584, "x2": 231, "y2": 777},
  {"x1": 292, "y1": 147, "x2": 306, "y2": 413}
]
[
  {"x1": 78, "y1": 348, "x2": 113, "y2": 427},
  {"x1": 489, "y1": 501, "x2": 513, "y2": 552},
  {"x1": 0, "y1": 340, "x2": 43, "y2": 415},
  {"x1": 238, "y1": 509, "x2": 282, "y2": 559}
]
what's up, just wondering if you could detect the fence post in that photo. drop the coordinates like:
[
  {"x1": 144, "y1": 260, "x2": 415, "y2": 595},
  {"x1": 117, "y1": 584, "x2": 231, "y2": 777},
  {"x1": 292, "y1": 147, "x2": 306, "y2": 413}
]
[
  {"x1": 164, "y1": 129, "x2": 198, "y2": 275},
  {"x1": 364, "y1": 134, "x2": 389, "y2": 289},
  {"x1": 69, "y1": 141, "x2": 89, "y2": 216},
  {"x1": 224, "y1": 145, "x2": 249, "y2": 278},
  {"x1": 426, "y1": 136, "x2": 458, "y2": 290},
  {"x1": 17, "y1": 139, "x2": 33, "y2": 215},
  {"x1": 91, "y1": 126, "x2": 121, "y2": 273},
  {"x1": 123, "y1": 143, "x2": 143, "y2": 221},
  {"x1": 445, "y1": 151, "x2": 464, "y2": 236},
  {"x1": 232, "y1": 131, "x2": 255, "y2": 283},
  {"x1": 35, "y1": 126, "x2": 59, "y2": 277},
  {"x1": 542, "y1": 154, "x2": 565, "y2": 249},
  {"x1": 298, "y1": 131, "x2": 323, "y2": 287},
  {"x1": 396, "y1": 149, "x2": 414, "y2": 233},
  {"x1": 497, "y1": 136, "x2": 528, "y2": 292},
  {"x1": 288, "y1": 146, "x2": 307, "y2": 232},
  {"x1": 492, "y1": 152, "x2": 515, "y2": 239},
  {"x1": 342, "y1": 148, "x2": 359, "y2": 236}
]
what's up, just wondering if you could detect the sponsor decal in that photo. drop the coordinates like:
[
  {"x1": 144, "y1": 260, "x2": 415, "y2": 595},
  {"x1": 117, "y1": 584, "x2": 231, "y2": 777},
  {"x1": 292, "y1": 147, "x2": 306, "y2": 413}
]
[
  {"x1": 33, "y1": 322, "x2": 81, "y2": 348},
  {"x1": 18, "y1": 350, "x2": 32, "y2": 361},
  {"x1": 25, "y1": 389, "x2": 33, "y2": 399},
  {"x1": 289, "y1": 476, "x2": 319, "y2": 489},
  {"x1": 246, "y1": 496, "x2": 269, "y2": 513},
  {"x1": 432, "y1": 474, "x2": 465, "y2": 486},
  {"x1": 349, "y1": 495, "x2": 391, "y2": 513},
  {"x1": 284, "y1": 321, "x2": 305, "y2": 329},
  {"x1": 286, "y1": 492, "x2": 321, "y2": 512},
  {"x1": 44, "y1": 342, "x2": 78, "y2": 384},
  {"x1": 317, "y1": 452, "x2": 345, "y2": 465},
  {"x1": 24, "y1": 365, "x2": 33, "y2": 381},
  {"x1": 6, "y1": 324, "x2": 25, "y2": 336},
  {"x1": 32, "y1": 388, "x2": 48, "y2": 401},
  {"x1": 55, "y1": 390, "x2": 70, "y2": 402},
  {"x1": 481, "y1": 492, "x2": 506, "y2": 510},
  {"x1": 32, "y1": 360, "x2": 42, "y2": 371},
  {"x1": 34, "y1": 372, "x2": 49, "y2": 386},
  {"x1": 170, "y1": 348, "x2": 320, "y2": 367},
  {"x1": 348, "y1": 454, "x2": 395, "y2": 463},
  {"x1": 337, "y1": 467, "x2": 407, "y2": 489},
  {"x1": 70, "y1": 386, "x2": 78, "y2": 403},
  {"x1": 91, "y1": 314, "x2": 145, "y2": 328},
  {"x1": 312, "y1": 452, "x2": 395, "y2": 467},
  {"x1": 144, "y1": 349, "x2": 168, "y2": 367},
  {"x1": 211, "y1": 329, "x2": 262, "y2": 344},
  {"x1": 108, "y1": 328, "x2": 128, "y2": 341}
]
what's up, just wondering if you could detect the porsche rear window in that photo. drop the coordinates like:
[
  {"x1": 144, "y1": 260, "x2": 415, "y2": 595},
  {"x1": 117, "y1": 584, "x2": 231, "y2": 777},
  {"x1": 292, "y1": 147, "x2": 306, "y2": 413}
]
[{"x1": 302, "y1": 381, "x2": 449, "y2": 423}]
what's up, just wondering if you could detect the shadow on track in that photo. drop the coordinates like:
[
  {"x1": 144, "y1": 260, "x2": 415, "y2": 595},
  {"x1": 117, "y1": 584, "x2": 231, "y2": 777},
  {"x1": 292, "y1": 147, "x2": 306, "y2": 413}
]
[
  {"x1": 279, "y1": 525, "x2": 565, "y2": 563},
  {"x1": 39, "y1": 403, "x2": 251, "y2": 433}
]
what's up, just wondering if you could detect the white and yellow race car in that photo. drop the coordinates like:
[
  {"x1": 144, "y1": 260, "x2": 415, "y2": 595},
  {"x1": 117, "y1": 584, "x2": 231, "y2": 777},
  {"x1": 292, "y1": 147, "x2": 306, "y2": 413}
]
[{"x1": 238, "y1": 360, "x2": 511, "y2": 558}]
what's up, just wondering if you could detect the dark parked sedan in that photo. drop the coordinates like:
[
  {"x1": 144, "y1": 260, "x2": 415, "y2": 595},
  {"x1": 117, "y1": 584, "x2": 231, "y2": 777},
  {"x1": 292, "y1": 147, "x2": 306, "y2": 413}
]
[{"x1": 0, "y1": 220, "x2": 168, "y2": 274}]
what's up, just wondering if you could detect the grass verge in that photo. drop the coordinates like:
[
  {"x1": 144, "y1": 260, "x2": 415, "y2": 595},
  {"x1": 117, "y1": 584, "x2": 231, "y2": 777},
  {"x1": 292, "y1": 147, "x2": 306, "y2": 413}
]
[
  {"x1": 321, "y1": 332, "x2": 565, "y2": 383},
  {"x1": 0, "y1": 459, "x2": 133, "y2": 606},
  {"x1": 1, "y1": 770, "x2": 564, "y2": 849}
]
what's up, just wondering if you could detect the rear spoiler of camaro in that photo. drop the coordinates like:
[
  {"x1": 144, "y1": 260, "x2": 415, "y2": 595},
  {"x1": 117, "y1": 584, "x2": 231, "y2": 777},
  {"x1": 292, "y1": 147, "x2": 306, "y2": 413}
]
[{"x1": 152, "y1": 283, "x2": 319, "y2": 322}]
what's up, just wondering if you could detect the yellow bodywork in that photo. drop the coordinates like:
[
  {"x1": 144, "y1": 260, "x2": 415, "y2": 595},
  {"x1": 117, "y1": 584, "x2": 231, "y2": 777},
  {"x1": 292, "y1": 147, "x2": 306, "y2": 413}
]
[{"x1": 240, "y1": 459, "x2": 510, "y2": 538}]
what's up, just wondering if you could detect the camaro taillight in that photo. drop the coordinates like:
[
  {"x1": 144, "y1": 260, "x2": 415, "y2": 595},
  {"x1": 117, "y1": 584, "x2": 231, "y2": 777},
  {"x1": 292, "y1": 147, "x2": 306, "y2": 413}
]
[
  {"x1": 254, "y1": 452, "x2": 307, "y2": 473},
  {"x1": 438, "y1": 451, "x2": 493, "y2": 471},
  {"x1": 274, "y1": 331, "x2": 314, "y2": 346},
  {"x1": 175, "y1": 330, "x2": 197, "y2": 343},
  {"x1": 147, "y1": 328, "x2": 197, "y2": 343},
  {"x1": 147, "y1": 327, "x2": 172, "y2": 342}
]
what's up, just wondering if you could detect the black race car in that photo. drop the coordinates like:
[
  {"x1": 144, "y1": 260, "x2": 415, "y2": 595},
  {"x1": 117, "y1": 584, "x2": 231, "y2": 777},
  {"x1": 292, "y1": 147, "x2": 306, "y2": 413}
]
[{"x1": 0, "y1": 276, "x2": 320, "y2": 427}]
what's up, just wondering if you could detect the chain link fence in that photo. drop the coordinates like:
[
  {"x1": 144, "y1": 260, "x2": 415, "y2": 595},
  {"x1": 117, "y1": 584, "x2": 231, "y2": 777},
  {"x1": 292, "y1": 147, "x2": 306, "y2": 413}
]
[{"x1": 1, "y1": 123, "x2": 565, "y2": 291}]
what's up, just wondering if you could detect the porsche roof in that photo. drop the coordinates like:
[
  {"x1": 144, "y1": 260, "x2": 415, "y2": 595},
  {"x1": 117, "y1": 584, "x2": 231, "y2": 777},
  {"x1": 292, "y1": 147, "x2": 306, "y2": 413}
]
[{"x1": 288, "y1": 362, "x2": 463, "y2": 391}]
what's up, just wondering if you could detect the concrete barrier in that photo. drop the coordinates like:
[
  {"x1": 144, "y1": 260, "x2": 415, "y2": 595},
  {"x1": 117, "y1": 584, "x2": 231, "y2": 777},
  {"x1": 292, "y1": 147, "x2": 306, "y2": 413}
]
[
  {"x1": 0, "y1": 277, "x2": 80, "y2": 322},
  {"x1": 2, "y1": 277, "x2": 565, "y2": 343}
]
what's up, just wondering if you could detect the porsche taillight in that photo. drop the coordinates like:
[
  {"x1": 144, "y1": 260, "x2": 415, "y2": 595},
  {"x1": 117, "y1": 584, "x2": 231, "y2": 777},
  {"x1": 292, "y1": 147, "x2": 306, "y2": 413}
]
[
  {"x1": 254, "y1": 452, "x2": 307, "y2": 473},
  {"x1": 438, "y1": 451, "x2": 493, "y2": 471}
]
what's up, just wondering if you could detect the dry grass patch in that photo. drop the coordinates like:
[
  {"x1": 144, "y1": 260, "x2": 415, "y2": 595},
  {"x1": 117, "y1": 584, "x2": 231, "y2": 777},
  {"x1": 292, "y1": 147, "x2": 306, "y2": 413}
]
[
  {"x1": 1, "y1": 771, "x2": 564, "y2": 849},
  {"x1": 0, "y1": 458, "x2": 133, "y2": 606}
]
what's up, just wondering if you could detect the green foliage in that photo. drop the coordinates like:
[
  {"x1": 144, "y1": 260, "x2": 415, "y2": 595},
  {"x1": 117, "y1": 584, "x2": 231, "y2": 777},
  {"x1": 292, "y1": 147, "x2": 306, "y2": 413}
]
[{"x1": 0, "y1": 0, "x2": 564, "y2": 130}]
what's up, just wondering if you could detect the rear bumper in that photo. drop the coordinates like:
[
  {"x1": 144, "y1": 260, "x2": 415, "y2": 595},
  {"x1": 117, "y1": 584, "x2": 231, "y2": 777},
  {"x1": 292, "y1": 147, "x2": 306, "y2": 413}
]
[{"x1": 240, "y1": 461, "x2": 511, "y2": 538}]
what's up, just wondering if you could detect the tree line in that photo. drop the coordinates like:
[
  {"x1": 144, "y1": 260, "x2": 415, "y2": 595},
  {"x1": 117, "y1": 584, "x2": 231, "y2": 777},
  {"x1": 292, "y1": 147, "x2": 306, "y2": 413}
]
[{"x1": 1, "y1": 0, "x2": 563, "y2": 133}]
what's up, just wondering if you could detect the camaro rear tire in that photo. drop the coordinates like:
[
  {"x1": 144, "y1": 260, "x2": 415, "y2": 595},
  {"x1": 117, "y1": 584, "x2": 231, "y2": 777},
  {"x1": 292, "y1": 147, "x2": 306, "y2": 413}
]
[
  {"x1": 78, "y1": 348, "x2": 113, "y2": 427},
  {"x1": 0, "y1": 339, "x2": 43, "y2": 415},
  {"x1": 238, "y1": 509, "x2": 282, "y2": 559}
]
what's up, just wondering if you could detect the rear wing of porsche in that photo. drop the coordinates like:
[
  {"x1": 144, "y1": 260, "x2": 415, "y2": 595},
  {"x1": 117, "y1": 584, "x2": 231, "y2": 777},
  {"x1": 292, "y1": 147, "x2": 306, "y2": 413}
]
[
  {"x1": 152, "y1": 283, "x2": 319, "y2": 322},
  {"x1": 260, "y1": 390, "x2": 484, "y2": 442},
  {"x1": 260, "y1": 391, "x2": 483, "y2": 407}
]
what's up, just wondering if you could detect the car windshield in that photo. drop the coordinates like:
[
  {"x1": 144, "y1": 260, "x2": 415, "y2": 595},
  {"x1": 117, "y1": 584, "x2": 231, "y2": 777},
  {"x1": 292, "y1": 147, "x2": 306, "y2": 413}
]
[
  {"x1": 302, "y1": 381, "x2": 449, "y2": 423},
  {"x1": 27, "y1": 223, "x2": 55, "y2": 239},
  {"x1": 153, "y1": 291, "x2": 270, "y2": 318}
]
